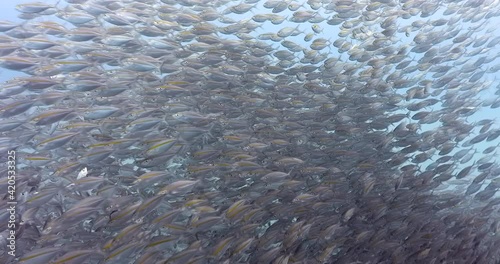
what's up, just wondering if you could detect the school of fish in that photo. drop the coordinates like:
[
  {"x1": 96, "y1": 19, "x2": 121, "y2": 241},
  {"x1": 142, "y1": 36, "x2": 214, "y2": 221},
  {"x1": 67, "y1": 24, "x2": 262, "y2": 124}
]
[{"x1": 1, "y1": 0, "x2": 500, "y2": 263}]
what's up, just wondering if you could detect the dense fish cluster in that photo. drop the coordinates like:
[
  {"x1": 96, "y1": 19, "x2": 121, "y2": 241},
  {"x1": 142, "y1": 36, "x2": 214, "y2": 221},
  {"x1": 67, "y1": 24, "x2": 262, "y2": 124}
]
[{"x1": 2, "y1": 0, "x2": 500, "y2": 263}]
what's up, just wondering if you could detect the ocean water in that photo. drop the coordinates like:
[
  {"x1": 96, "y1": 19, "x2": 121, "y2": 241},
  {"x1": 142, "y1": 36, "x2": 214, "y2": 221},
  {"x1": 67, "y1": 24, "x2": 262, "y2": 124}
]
[{"x1": 1, "y1": 0, "x2": 500, "y2": 263}]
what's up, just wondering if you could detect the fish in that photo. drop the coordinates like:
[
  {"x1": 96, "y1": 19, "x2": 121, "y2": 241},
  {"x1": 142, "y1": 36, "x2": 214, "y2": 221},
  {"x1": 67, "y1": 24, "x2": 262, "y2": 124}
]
[
  {"x1": 52, "y1": 250, "x2": 103, "y2": 264},
  {"x1": 158, "y1": 180, "x2": 200, "y2": 195},
  {"x1": 36, "y1": 132, "x2": 79, "y2": 150},
  {"x1": 1, "y1": 0, "x2": 500, "y2": 263},
  {"x1": 18, "y1": 247, "x2": 60, "y2": 264},
  {"x1": 16, "y1": 2, "x2": 55, "y2": 14}
]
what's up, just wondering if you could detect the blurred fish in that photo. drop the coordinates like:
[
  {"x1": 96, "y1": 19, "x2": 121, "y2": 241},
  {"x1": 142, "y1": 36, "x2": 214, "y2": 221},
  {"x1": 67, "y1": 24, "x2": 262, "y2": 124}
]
[
  {"x1": 36, "y1": 132, "x2": 79, "y2": 150},
  {"x1": 158, "y1": 180, "x2": 199, "y2": 195},
  {"x1": 18, "y1": 247, "x2": 60, "y2": 264}
]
